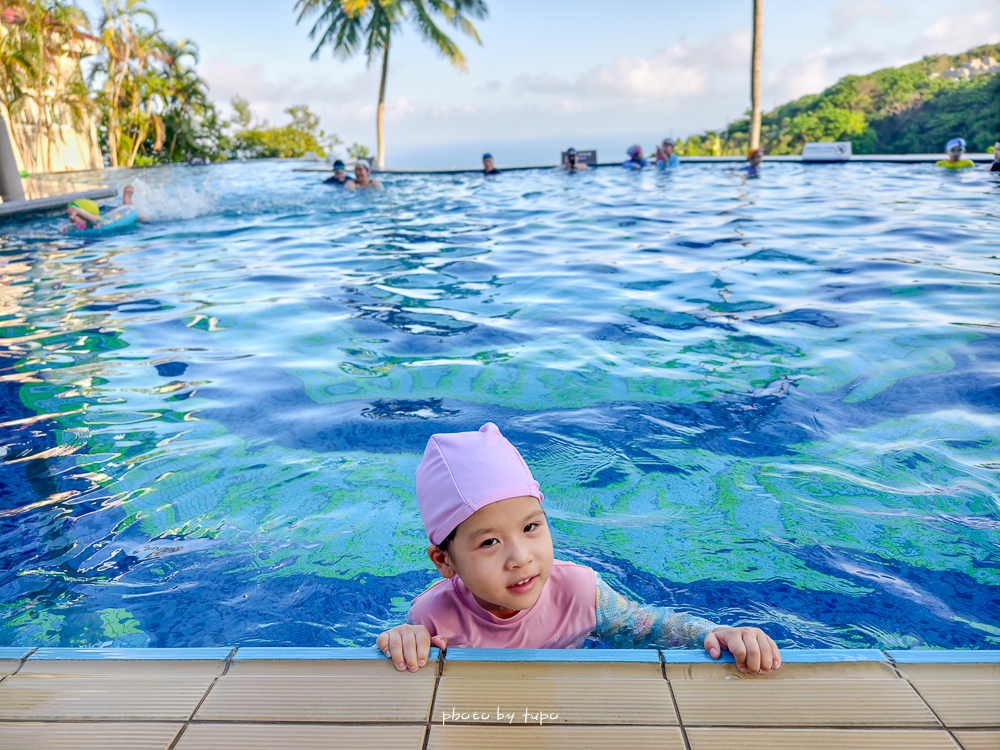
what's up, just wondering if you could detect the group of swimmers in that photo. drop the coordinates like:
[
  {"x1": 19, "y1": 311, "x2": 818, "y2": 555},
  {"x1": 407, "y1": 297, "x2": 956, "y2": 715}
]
[
  {"x1": 322, "y1": 158, "x2": 384, "y2": 189},
  {"x1": 61, "y1": 136, "x2": 998, "y2": 233}
]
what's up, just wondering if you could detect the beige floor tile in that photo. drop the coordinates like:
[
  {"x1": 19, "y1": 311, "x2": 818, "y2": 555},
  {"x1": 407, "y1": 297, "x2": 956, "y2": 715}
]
[
  {"x1": 0, "y1": 722, "x2": 182, "y2": 749},
  {"x1": 17, "y1": 660, "x2": 224, "y2": 677},
  {"x1": 442, "y1": 660, "x2": 660, "y2": 680},
  {"x1": 0, "y1": 676, "x2": 213, "y2": 721},
  {"x1": 433, "y1": 677, "x2": 677, "y2": 725},
  {"x1": 227, "y1": 658, "x2": 435, "y2": 677},
  {"x1": 672, "y1": 680, "x2": 939, "y2": 727},
  {"x1": 428, "y1": 725, "x2": 686, "y2": 749},
  {"x1": 665, "y1": 661, "x2": 900, "y2": 681},
  {"x1": 686, "y1": 728, "x2": 960, "y2": 749},
  {"x1": 0, "y1": 659, "x2": 23, "y2": 676},
  {"x1": 899, "y1": 664, "x2": 1000, "y2": 683},
  {"x1": 176, "y1": 723, "x2": 426, "y2": 749},
  {"x1": 953, "y1": 730, "x2": 1000, "y2": 750},
  {"x1": 911, "y1": 681, "x2": 1000, "y2": 728},
  {"x1": 195, "y1": 674, "x2": 435, "y2": 722}
]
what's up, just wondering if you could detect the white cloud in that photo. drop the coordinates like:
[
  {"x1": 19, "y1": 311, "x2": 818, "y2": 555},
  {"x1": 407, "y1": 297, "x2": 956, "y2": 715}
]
[
  {"x1": 766, "y1": 47, "x2": 835, "y2": 103},
  {"x1": 513, "y1": 30, "x2": 751, "y2": 101},
  {"x1": 907, "y1": 3, "x2": 1000, "y2": 56},
  {"x1": 830, "y1": 0, "x2": 904, "y2": 38}
]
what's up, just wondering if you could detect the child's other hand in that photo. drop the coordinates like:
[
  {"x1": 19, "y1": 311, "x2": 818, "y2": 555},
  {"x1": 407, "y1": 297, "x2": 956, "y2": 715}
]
[
  {"x1": 376, "y1": 624, "x2": 447, "y2": 672},
  {"x1": 704, "y1": 626, "x2": 781, "y2": 674}
]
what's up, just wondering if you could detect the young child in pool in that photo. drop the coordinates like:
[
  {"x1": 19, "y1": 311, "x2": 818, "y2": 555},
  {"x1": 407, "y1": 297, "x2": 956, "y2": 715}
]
[
  {"x1": 377, "y1": 422, "x2": 781, "y2": 673},
  {"x1": 65, "y1": 184, "x2": 144, "y2": 230}
]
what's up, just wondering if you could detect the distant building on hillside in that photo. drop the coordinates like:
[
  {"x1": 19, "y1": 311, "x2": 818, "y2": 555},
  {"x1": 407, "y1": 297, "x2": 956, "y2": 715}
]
[{"x1": 931, "y1": 57, "x2": 1000, "y2": 81}]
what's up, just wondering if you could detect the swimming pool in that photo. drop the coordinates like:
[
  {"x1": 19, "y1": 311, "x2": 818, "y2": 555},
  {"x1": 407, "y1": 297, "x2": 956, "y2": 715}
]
[{"x1": 1, "y1": 161, "x2": 997, "y2": 650}]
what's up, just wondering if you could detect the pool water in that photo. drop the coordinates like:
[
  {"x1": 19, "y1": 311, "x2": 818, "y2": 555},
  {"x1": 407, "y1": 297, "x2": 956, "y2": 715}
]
[{"x1": 1, "y1": 161, "x2": 997, "y2": 650}]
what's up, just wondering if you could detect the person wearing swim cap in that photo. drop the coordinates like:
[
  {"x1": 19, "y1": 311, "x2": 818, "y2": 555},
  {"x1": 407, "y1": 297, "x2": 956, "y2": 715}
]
[
  {"x1": 622, "y1": 144, "x2": 648, "y2": 169},
  {"x1": 739, "y1": 148, "x2": 764, "y2": 178},
  {"x1": 482, "y1": 153, "x2": 500, "y2": 175},
  {"x1": 655, "y1": 138, "x2": 680, "y2": 169},
  {"x1": 559, "y1": 148, "x2": 588, "y2": 170},
  {"x1": 345, "y1": 158, "x2": 383, "y2": 190},
  {"x1": 66, "y1": 184, "x2": 144, "y2": 230},
  {"x1": 987, "y1": 138, "x2": 1000, "y2": 172},
  {"x1": 323, "y1": 159, "x2": 354, "y2": 185},
  {"x1": 376, "y1": 423, "x2": 782, "y2": 674},
  {"x1": 937, "y1": 138, "x2": 975, "y2": 169}
]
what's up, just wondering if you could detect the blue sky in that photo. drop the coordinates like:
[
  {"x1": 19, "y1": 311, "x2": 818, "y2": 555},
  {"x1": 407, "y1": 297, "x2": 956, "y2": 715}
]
[{"x1": 81, "y1": 0, "x2": 999, "y2": 167}]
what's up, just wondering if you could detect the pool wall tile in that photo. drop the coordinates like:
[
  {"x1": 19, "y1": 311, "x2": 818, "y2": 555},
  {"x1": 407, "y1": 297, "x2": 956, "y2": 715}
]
[
  {"x1": 175, "y1": 724, "x2": 427, "y2": 750},
  {"x1": 234, "y1": 646, "x2": 440, "y2": 661},
  {"x1": 444, "y1": 647, "x2": 659, "y2": 662},
  {"x1": 28, "y1": 647, "x2": 232, "y2": 661},
  {"x1": 685, "y1": 728, "x2": 962, "y2": 750},
  {"x1": 887, "y1": 650, "x2": 1000, "y2": 664},
  {"x1": 427, "y1": 725, "x2": 687, "y2": 749},
  {"x1": 0, "y1": 722, "x2": 183, "y2": 750},
  {"x1": 672, "y1": 680, "x2": 941, "y2": 727},
  {"x1": 0, "y1": 648, "x2": 33, "y2": 660},
  {"x1": 194, "y1": 673, "x2": 436, "y2": 723}
]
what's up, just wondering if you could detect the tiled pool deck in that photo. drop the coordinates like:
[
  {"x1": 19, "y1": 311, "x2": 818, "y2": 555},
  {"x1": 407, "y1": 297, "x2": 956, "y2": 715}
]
[{"x1": 0, "y1": 647, "x2": 996, "y2": 749}]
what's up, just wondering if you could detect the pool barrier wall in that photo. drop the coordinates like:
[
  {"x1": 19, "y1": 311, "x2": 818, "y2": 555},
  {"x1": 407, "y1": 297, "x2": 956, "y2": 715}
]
[{"x1": 0, "y1": 647, "x2": 997, "y2": 749}]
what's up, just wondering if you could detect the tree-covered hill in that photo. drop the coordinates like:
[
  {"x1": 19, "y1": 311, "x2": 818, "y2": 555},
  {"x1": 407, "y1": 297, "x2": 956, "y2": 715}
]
[{"x1": 678, "y1": 44, "x2": 1000, "y2": 156}]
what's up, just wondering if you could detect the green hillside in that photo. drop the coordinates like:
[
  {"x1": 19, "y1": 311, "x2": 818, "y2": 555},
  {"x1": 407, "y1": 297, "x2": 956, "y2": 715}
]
[{"x1": 678, "y1": 44, "x2": 1000, "y2": 156}]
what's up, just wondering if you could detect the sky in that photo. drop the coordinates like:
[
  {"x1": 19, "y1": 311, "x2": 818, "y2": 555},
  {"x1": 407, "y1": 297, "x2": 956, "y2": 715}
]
[{"x1": 80, "y1": 0, "x2": 1000, "y2": 168}]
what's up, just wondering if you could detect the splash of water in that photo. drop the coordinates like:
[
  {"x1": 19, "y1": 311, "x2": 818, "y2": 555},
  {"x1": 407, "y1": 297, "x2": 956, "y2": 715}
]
[{"x1": 128, "y1": 175, "x2": 217, "y2": 222}]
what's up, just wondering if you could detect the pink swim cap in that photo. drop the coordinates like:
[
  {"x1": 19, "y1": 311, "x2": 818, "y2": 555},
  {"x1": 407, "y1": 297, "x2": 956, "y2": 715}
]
[{"x1": 416, "y1": 422, "x2": 544, "y2": 545}]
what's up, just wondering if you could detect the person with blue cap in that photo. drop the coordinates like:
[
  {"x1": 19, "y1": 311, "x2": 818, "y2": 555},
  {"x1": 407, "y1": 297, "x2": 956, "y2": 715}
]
[
  {"x1": 323, "y1": 159, "x2": 354, "y2": 185},
  {"x1": 482, "y1": 153, "x2": 500, "y2": 175},
  {"x1": 936, "y1": 138, "x2": 975, "y2": 169}
]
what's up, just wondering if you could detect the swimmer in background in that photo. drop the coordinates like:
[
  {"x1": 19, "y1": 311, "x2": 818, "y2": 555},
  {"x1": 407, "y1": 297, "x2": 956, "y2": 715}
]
[
  {"x1": 740, "y1": 148, "x2": 764, "y2": 178},
  {"x1": 986, "y1": 138, "x2": 1000, "y2": 172},
  {"x1": 483, "y1": 153, "x2": 501, "y2": 175},
  {"x1": 323, "y1": 159, "x2": 354, "y2": 186},
  {"x1": 655, "y1": 138, "x2": 680, "y2": 169},
  {"x1": 377, "y1": 423, "x2": 781, "y2": 674},
  {"x1": 936, "y1": 138, "x2": 975, "y2": 169},
  {"x1": 559, "y1": 148, "x2": 589, "y2": 171},
  {"x1": 66, "y1": 184, "x2": 145, "y2": 229},
  {"x1": 622, "y1": 144, "x2": 648, "y2": 169},
  {"x1": 345, "y1": 159, "x2": 383, "y2": 190}
]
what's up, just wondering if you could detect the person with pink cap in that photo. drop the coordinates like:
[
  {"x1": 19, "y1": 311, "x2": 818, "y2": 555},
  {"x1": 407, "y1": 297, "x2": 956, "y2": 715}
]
[{"x1": 376, "y1": 423, "x2": 781, "y2": 673}]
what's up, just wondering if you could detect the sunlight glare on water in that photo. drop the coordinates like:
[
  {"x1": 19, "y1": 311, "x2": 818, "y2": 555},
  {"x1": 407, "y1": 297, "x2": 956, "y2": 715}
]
[{"x1": 0, "y1": 160, "x2": 997, "y2": 650}]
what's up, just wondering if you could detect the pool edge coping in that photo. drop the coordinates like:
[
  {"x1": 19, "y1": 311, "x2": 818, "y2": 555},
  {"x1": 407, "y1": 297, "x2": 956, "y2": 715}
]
[{"x1": 5, "y1": 647, "x2": 997, "y2": 664}]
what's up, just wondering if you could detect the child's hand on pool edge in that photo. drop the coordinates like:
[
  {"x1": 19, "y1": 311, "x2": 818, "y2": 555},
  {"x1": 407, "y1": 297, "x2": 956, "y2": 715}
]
[
  {"x1": 377, "y1": 624, "x2": 447, "y2": 672},
  {"x1": 704, "y1": 626, "x2": 781, "y2": 674}
]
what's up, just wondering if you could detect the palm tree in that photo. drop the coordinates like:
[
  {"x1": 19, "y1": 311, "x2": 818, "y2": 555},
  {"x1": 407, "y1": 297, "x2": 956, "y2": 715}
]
[
  {"x1": 91, "y1": 0, "x2": 167, "y2": 167},
  {"x1": 295, "y1": 0, "x2": 488, "y2": 169},
  {"x1": 749, "y1": 0, "x2": 763, "y2": 150}
]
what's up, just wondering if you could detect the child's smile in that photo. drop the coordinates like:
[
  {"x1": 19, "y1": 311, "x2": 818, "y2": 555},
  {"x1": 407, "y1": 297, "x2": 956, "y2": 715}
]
[{"x1": 428, "y1": 495, "x2": 554, "y2": 619}]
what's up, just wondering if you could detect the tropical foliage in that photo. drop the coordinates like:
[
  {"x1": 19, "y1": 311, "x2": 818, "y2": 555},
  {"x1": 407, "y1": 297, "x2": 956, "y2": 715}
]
[
  {"x1": 0, "y1": 1, "x2": 95, "y2": 172},
  {"x1": 678, "y1": 44, "x2": 1000, "y2": 156},
  {"x1": 226, "y1": 96, "x2": 334, "y2": 159},
  {"x1": 89, "y1": 0, "x2": 228, "y2": 166},
  {"x1": 294, "y1": 0, "x2": 487, "y2": 167}
]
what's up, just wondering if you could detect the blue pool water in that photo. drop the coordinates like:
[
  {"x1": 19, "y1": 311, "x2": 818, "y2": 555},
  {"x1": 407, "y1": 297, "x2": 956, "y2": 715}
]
[{"x1": 1, "y1": 161, "x2": 997, "y2": 650}]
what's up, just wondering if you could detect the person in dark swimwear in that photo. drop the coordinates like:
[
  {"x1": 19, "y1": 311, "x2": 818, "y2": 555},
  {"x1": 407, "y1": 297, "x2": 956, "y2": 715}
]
[
  {"x1": 987, "y1": 139, "x2": 1000, "y2": 172},
  {"x1": 324, "y1": 159, "x2": 354, "y2": 186},
  {"x1": 483, "y1": 153, "x2": 501, "y2": 175},
  {"x1": 739, "y1": 148, "x2": 764, "y2": 178},
  {"x1": 559, "y1": 148, "x2": 588, "y2": 171},
  {"x1": 622, "y1": 144, "x2": 648, "y2": 170}
]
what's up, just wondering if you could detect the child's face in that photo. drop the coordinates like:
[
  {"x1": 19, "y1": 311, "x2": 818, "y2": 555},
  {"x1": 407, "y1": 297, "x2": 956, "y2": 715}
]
[{"x1": 429, "y1": 495, "x2": 553, "y2": 619}]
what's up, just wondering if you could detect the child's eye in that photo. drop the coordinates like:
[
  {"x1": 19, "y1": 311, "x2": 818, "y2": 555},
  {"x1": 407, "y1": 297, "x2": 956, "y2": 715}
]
[
  {"x1": 524, "y1": 522, "x2": 540, "y2": 533},
  {"x1": 480, "y1": 538, "x2": 499, "y2": 548}
]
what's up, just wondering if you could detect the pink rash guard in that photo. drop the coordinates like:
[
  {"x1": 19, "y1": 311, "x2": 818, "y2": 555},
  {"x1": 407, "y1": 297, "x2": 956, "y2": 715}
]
[{"x1": 408, "y1": 560, "x2": 597, "y2": 649}]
